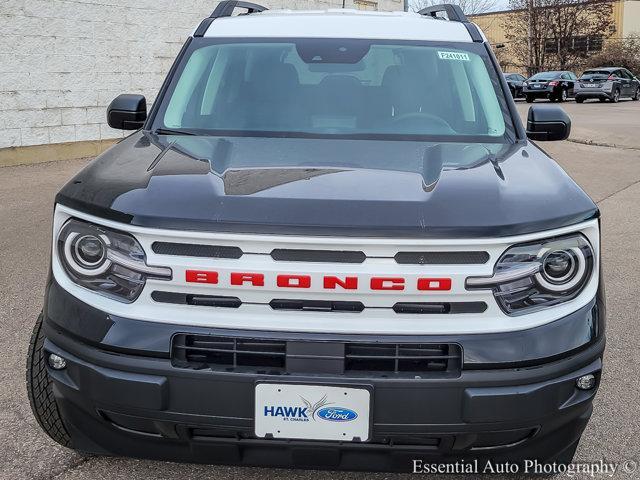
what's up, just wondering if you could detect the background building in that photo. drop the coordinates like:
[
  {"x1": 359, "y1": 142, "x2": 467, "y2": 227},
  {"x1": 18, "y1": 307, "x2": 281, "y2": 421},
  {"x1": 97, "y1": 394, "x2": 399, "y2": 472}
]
[
  {"x1": 0, "y1": 0, "x2": 402, "y2": 166},
  {"x1": 471, "y1": 0, "x2": 640, "y2": 73}
]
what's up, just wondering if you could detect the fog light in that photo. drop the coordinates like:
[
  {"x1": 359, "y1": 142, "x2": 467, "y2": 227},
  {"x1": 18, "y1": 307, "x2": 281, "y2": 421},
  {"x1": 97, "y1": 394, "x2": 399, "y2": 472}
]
[
  {"x1": 48, "y1": 353, "x2": 66, "y2": 370},
  {"x1": 576, "y1": 374, "x2": 596, "y2": 390}
]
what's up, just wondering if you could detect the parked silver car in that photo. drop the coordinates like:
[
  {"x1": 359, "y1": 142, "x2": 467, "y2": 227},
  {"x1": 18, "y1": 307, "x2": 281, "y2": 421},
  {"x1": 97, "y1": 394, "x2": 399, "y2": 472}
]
[{"x1": 574, "y1": 67, "x2": 640, "y2": 103}]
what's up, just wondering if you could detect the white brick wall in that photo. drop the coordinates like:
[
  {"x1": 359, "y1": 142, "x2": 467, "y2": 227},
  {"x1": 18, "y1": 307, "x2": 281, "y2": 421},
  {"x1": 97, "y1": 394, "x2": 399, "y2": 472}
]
[{"x1": 0, "y1": 0, "x2": 403, "y2": 149}]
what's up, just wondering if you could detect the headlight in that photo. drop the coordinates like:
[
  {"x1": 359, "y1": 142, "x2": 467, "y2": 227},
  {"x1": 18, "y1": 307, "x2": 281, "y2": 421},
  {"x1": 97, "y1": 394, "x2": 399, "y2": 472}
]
[
  {"x1": 57, "y1": 219, "x2": 172, "y2": 302},
  {"x1": 466, "y1": 234, "x2": 594, "y2": 315}
]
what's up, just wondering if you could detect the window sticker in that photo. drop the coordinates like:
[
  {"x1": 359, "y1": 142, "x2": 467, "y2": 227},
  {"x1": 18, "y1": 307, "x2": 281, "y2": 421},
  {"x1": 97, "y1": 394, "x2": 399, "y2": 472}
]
[{"x1": 437, "y1": 51, "x2": 470, "y2": 61}]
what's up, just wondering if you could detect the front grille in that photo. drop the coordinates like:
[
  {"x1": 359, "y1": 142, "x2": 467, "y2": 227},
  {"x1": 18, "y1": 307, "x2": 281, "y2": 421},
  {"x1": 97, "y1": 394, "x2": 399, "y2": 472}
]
[
  {"x1": 172, "y1": 334, "x2": 462, "y2": 377},
  {"x1": 153, "y1": 291, "x2": 482, "y2": 315},
  {"x1": 345, "y1": 343, "x2": 461, "y2": 374},
  {"x1": 152, "y1": 241, "x2": 488, "y2": 265}
]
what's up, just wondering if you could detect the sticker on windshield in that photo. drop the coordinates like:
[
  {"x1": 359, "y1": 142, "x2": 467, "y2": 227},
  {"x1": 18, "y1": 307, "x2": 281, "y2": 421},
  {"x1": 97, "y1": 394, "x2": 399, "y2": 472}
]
[{"x1": 437, "y1": 51, "x2": 470, "y2": 61}]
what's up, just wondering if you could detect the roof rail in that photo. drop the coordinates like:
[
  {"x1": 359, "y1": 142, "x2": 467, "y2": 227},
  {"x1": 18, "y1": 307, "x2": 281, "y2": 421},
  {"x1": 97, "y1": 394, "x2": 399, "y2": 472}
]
[
  {"x1": 418, "y1": 4, "x2": 468, "y2": 22},
  {"x1": 194, "y1": 1, "x2": 268, "y2": 37}
]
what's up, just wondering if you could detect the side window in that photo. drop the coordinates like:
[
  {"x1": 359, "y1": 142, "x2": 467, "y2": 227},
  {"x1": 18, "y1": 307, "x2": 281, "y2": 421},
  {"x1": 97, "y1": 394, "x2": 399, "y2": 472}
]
[
  {"x1": 518, "y1": 75, "x2": 526, "y2": 81},
  {"x1": 561, "y1": 73, "x2": 570, "y2": 80}
]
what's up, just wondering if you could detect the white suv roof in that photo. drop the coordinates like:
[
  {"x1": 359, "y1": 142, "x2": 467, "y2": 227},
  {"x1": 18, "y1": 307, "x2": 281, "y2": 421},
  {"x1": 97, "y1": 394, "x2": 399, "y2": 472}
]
[{"x1": 202, "y1": 9, "x2": 479, "y2": 43}]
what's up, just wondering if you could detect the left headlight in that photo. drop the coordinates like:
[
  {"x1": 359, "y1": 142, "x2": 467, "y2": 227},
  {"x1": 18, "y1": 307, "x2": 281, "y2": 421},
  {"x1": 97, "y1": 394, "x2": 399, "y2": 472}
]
[
  {"x1": 466, "y1": 234, "x2": 595, "y2": 315},
  {"x1": 57, "y1": 219, "x2": 172, "y2": 302}
]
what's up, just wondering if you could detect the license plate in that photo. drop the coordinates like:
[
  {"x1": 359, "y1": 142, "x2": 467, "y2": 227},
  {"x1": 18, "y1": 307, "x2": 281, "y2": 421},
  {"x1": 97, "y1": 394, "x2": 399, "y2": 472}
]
[{"x1": 255, "y1": 383, "x2": 371, "y2": 441}]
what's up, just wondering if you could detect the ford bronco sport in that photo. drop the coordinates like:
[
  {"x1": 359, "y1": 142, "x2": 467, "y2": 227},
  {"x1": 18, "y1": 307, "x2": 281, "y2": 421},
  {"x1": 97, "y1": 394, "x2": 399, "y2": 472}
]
[{"x1": 27, "y1": 2, "x2": 604, "y2": 472}]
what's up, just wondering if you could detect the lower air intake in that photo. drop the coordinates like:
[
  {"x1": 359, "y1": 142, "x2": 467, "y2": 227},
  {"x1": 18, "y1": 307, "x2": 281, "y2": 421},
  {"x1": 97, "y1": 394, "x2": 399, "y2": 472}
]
[
  {"x1": 172, "y1": 334, "x2": 286, "y2": 371},
  {"x1": 172, "y1": 334, "x2": 462, "y2": 377}
]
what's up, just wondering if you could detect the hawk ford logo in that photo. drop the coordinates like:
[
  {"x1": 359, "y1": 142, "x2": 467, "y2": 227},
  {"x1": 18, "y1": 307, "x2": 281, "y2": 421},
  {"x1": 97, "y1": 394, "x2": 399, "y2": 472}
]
[
  {"x1": 263, "y1": 394, "x2": 358, "y2": 423},
  {"x1": 317, "y1": 407, "x2": 358, "y2": 422}
]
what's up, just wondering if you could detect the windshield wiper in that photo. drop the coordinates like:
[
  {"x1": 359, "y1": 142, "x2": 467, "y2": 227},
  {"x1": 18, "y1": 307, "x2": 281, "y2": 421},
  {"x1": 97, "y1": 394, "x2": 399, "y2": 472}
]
[{"x1": 153, "y1": 128, "x2": 198, "y2": 136}]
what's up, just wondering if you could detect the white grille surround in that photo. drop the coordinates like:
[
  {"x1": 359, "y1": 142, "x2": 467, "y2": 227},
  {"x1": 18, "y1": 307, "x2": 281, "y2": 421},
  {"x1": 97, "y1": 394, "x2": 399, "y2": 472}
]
[{"x1": 51, "y1": 204, "x2": 600, "y2": 335}]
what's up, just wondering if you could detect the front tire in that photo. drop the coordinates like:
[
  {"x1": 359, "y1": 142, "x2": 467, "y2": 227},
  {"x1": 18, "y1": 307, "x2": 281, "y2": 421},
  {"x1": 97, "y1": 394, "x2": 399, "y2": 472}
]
[
  {"x1": 26, "y1": 314, "x2": 72, "y2": 447},
  {"x1": 632, "y1": 87, "x2": 639, "y2": 101},
  {"x1": 526, "y1": 95, "x2": 534, "y2": 103},
  {"x1": 575, "y1": 97, "x2": 584, "y2": 103}
]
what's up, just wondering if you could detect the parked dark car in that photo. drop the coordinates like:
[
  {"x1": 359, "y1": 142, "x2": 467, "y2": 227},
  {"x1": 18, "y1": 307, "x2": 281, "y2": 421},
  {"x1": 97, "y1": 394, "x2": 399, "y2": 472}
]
[
  {"x1": 523, "y1": 71, "x2": 577, "y2": 103},
  {"x1": 505, "y1": 72, "x2": 527, "y2": 98},
  {"x1": 574, "y1": 67, "x2": 640, "y2": 103}
]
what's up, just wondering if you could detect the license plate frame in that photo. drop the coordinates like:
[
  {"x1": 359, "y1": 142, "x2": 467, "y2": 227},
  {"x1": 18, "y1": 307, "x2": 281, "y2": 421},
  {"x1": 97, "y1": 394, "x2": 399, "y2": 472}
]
[{"x1": 254, "y1": 382, "x2": 372, "y2": 442}]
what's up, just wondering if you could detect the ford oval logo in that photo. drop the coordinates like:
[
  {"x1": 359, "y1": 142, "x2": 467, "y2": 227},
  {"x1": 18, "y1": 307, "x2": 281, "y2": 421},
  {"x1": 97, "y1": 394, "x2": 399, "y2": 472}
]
[{"x1": 316, "y1": 407, "x2": 358, "y2": 422}]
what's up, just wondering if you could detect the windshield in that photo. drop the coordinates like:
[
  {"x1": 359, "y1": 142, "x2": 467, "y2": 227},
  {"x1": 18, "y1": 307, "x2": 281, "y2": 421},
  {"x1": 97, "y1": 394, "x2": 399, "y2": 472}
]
[
  {"x1": 529, "y1": 71, "x2": 561, "y2": 81},
  {"x1": 152, "y1": 38, "x2": 515, "y2": 142}
]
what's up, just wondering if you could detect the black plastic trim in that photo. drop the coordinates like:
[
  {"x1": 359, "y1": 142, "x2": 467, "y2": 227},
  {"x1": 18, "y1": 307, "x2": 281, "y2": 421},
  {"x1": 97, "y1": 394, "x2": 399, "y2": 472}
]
[
  {"x1": 151, "y1": 291, "x2": 242, "y2": 308},
  {"x1": 271, "y1": 249, "x2": 366, "y2": 263},
  {"x1": 394, "y1": 251, "x2": 489, "y2": 265},
  {"x1": 194, "y1": 1, "x2": 268, "y2": 38},
  {"x1": 152, "y1": 242, "x2": 243, "y2": 259},
  {"x1": 418, "y1": 4, "x2": 468, "y2": 22},
  {"x1": 392, "y1": 302, "x2": 487, "y2": 314},
  {"x1": 269, "y1": 299, "x2": 365, "y2": 313},
  {"x1": 144, "y1": 37, "x2": 193, "y2": 129},
  {"x1": 484, "y1": 42, "x2": 528, "y2": 141},
  {"x1": 193, "y1": 18, "x2": 215, "y2": 38},
  {"x1": 464, "y1": 22, "x2": 483, "y2": 42}
]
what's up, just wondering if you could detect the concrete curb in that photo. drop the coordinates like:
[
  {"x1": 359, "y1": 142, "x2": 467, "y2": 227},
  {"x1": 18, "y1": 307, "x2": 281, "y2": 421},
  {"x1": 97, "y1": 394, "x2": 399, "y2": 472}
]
[
  {"x1": 1, "y1": 136, "x2": 636, "y2": 170},
  {"x1": 0, "y1": 139, "x2": 118, "y2": 168}
]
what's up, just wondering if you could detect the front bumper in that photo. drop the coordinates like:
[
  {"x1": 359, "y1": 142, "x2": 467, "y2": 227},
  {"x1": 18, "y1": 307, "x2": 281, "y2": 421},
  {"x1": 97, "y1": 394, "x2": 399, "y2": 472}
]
[{"x1": 41, "y1": 279, "x2": 605, "y2": 472}]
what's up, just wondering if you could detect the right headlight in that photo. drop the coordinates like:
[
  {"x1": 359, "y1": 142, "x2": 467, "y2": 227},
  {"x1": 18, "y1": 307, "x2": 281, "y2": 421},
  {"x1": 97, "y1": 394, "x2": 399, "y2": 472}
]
[
  {"x1": 466, "y1": 234, "x2": 595, "y2": 315},
  {"x1": 57, "y1": 218, "x2": 172, "y2": 302}
]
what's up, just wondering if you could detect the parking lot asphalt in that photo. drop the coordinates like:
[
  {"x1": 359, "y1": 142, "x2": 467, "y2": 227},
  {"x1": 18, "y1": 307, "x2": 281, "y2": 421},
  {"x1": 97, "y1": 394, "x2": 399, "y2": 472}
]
[
  {"x1": 1, "y1": 100, "x2": 639, "y2": 480},
  {"x1": 515, "y1": 99, "x2": 640, "y2": 150}
]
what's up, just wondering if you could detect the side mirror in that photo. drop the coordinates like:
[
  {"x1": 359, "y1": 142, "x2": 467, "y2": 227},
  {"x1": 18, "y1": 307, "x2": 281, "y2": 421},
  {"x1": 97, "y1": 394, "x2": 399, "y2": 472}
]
[
  {"x1": 107, "y1": 94, "x2": 147, "y2": 130},
  {"x1": 526, "y1": 105, "x2": 571, "y2": 141}
]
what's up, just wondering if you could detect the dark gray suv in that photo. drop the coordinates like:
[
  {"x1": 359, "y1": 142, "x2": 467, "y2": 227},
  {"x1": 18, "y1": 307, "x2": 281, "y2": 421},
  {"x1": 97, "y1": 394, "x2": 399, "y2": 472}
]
[{"x1": 575, "y1": 67, "x2": 640, "y2": 103}]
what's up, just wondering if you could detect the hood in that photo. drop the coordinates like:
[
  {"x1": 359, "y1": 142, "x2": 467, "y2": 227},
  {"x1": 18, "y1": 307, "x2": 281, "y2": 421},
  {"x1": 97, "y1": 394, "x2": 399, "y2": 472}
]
[{"x1": 56, "y1": 132, "x2": 598, "y2": 238}]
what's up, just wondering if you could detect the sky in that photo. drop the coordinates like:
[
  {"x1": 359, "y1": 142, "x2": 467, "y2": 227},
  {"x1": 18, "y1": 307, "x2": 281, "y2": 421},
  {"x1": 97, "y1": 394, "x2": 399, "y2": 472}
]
[{"x1": 408, "y1": 0, "x2": 511, "y2": 13}]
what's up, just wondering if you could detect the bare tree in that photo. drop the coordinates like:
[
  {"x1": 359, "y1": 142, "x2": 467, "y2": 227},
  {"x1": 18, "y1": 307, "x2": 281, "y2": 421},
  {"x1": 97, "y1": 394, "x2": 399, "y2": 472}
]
[
  {"x1": 412, "y1": 0, "x2": 499, "y2": 15},
  {"x1": 503, "y1": 0, "x2": 616, "y2": 74},
  {"x1": 587, "y1": 35, "x2": 640, "y2": 74}
]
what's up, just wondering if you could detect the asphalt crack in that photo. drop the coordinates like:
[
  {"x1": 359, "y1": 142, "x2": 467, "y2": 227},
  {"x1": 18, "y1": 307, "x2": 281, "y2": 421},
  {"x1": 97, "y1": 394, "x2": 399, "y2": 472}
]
[
  {"x1": 568, "y1": 138, "x2": 640, "y2": 151},
  {"x1": 30, "y1": 454, "x2": 93, "y2": 480},
  {"x1": 596, "y1": 177, "x2": 640, "y2": 204}
]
